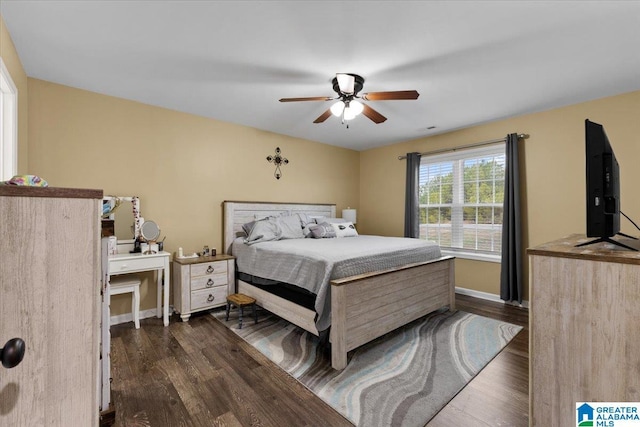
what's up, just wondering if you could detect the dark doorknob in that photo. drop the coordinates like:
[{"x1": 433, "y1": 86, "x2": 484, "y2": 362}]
[{"x1": 1, "y1": 338, "x2": 26, "y2": 369}]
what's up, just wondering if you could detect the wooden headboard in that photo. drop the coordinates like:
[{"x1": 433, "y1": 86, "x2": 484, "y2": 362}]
[{"x1": 222, "y1": 201, "x2": 336, "y2": 254}]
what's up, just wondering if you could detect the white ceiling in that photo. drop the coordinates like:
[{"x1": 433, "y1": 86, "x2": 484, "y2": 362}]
[{"x1": 2, "y1": 1, "x2": 640, "y2": 151}]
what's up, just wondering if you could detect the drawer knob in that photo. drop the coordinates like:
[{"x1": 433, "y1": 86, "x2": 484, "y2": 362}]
[
  {"x1": 206, "y1": 266, "x2": 214, "y2": 274},
  {"x1": 206, "y1": 279, "x2": 214, "y2": 287},
  {"x1": 1, "y1": 338, "x2": 26, "y2": 369},
  {"x1": 207, "y1": 294, "x2": 215, "y2": 302}
]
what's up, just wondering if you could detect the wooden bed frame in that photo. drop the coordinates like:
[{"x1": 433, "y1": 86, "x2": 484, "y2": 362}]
[{"x1": 223, "y1": 201, "x2": 455, "y2": 370}]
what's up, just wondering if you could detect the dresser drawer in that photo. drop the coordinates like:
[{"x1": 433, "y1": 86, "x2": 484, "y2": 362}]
[
  {"x1": 191, "y1": 260, "x2": 228, "y2": 277},
  {"x1": 110, "y1": 256, "x2": 165, "y2": 274},
  {"x1": 191, "y1": 272, "x2": 228, "y2": 291},
  {"x1": 191, "y1": 286, "x2": 227, "y2": 310}
]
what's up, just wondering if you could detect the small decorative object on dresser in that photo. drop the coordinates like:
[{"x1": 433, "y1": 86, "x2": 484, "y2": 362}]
[{"x1": 172, "y1": 254, "x2": 236, "y2": 321}]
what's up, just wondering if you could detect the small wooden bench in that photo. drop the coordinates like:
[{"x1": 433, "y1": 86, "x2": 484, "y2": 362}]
[{"x1": 225, "y1": 293, "x2": 258, "y2": 329}]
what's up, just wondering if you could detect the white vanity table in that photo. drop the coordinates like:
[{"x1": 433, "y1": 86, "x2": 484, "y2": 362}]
[
  {"x1": 102, "y1": 195, "x2": 170, "y2": 325},
  {"x1": 107, "y1": 249, "x2": 171, "y2": 326},
  {"x1": 100, "y1": 196, "x2": 171, "y2": 416}
]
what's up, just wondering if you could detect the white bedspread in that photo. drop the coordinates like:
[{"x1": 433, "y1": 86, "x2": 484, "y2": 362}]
[{"x1": 231, "y1": 235, "x2": 442, "y2": 331}]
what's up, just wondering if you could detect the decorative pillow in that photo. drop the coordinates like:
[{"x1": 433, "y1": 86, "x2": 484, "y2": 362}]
[
  {"x1": 302, "y1": 225, "x2": 314, "y2": 238},
  {"x1": 294, "y1": 213, "x2": 315, "y2": 237},
  {"x1": 244, "y1": 218, "x2": 282, "y2": 244},
  {"x1": 241, "y1": 220, "x2": 257, "y2": 236},
  {"x1": 331, "y1": 221, "x2": 358, "y2": 238},
  {"x1": 309, "y1": 222, "x2": 336, "y2": 239},
  {"x1": 277, "y1": 214, "x2": 304, "y2": 239},
  {"x1": 314, "y1": 216, "x2": 349, "y2": 224}
]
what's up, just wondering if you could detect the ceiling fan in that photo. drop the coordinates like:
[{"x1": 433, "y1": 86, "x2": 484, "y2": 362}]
[{"x1": 279, "y1": 73, "x2": 419, "y2": 124}]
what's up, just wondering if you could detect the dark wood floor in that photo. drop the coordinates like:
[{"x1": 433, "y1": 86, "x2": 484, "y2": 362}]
[
  {"x1": 426, "y1": 295, "x2": 529, "y2": 427},
  {"x1": 109, "y1": 294, "x2": 529, "y2": 426}
]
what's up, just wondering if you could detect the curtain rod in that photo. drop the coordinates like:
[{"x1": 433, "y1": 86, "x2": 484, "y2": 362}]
[{"x1": 397, "y1": 133, "x2": 529, "y2": 160}]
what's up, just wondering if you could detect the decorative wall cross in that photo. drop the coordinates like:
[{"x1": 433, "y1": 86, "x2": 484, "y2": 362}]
[{"x1": 266, "y1": 147, "x2": 289, "y2": 180}]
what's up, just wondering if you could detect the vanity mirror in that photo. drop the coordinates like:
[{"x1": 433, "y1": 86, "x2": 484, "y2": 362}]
[
  {"x1": 140, "y1": 220, "x2": 160, "y2": 254},
  {"x1": 102, "y1": 196, "x2": 141, "y2": 242}
]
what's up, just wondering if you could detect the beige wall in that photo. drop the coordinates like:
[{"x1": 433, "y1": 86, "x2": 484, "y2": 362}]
[
  {"x1": 28, "y1": 78, "x2": 360, "y2": 315},
  {"x1": 0, "y1": 15, "x2": 28, "y2": 173},
  {"x1": 360, "y1": 89, "x2": 640, "y2": 301}
]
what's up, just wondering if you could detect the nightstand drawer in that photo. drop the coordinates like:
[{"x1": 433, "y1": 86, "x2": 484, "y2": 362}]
[
  {"x1": 191, "y1": 260, "x2": 228, "y2": 277},
  {"x1": 191, "y1": 287, "x2": 227, "y2": 310},
  {"x1": 191, "y1": 272, "x2": 228, "y2": 291}
]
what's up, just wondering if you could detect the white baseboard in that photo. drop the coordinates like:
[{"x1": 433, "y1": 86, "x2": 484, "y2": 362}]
[
  {"x1": 455, "y1": 287, "x2": 529, "y2": 309},
  {"x1": 110, "y1": 306, "x2": 174, "y2": 326}
]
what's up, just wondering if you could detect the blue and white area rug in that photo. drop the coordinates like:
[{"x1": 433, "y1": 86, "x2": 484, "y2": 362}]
[{"x1": 214, "y1": 308, "x2": 522, "y2": 427}]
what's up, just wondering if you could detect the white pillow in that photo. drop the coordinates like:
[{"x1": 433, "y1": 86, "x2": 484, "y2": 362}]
[
  {"x1": 314, "y1": 216, "x2": 349, "y2": 224},
  {"x1": 331, "y1": 221, "x2": 358, "y2": 238}
]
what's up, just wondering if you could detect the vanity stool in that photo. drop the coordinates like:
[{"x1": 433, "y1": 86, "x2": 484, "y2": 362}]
[
  {"x1": 110, "y1": 275, "x2": 141, "y2": 329},
  {"x1": 225, "y1": 293, "x2": 257, "y2": 329}
]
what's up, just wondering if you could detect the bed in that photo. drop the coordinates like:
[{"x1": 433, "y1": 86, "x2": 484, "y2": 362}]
[{"x1": 223, "y1": 201, "x2": 455, "y2": 370}]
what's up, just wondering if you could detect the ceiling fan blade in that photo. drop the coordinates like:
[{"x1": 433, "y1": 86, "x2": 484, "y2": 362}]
[
  {"x1": 279, "y1": 96, "x2": 333, "y2": 102},
  {"x1": 313, "y1": 109, "x2": 333, "y2": 123},
  {"x1": 336, "y1": 73, "x2": 355, "y2": 94},
  {"x1": 360, "y1": 90, "x2": 420, "y2": 101},
  {"x1": 362, "y1": 104, "x2": 387, "y2": 124}
]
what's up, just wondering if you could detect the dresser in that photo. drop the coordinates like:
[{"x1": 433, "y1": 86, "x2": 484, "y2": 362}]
[
  {"x1": 172, "y1": 254, "x2": 235, "y2": 321},
  {"x1": 0, "y1": 186, "x2": 102, "y2": 426},
  {"x1": 528, "y1": 234, "x2": 640, "y2": 426}
]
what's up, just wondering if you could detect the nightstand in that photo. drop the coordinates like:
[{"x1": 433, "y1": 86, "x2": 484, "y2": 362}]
[{"x1": 172, "y1": 254, "x2": 235, "y2": 322}]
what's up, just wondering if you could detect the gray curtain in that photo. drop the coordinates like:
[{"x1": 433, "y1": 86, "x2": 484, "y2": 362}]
[
  {"x1": 404, "y1": 152, "x2": 421, "y2": 238},
  {"x1": 500, "y1": 133, "x2": 522, "y2": 303}
]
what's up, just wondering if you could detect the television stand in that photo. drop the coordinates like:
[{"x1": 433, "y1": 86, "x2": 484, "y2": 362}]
[
  {"x1": 575, "y1": 234, "x2": 638, "y2": 251},
  {"x1": 617, "y1": 232, "x2": 638, "y2": 240}
]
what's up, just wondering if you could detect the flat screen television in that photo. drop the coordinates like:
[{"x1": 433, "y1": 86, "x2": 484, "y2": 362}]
[{"x1": 577, "y1": 119, "x2": 636, "y2": 250}]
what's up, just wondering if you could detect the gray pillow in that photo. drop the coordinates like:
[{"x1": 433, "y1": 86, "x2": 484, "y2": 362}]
[
  {"x1": 242, "y1": 220, "x2": 257, "y2": 236},
  {"x1": 309, "y1": 222, "x2": 336, "y2": 238},
  {"x1": 277, "y1": 214, "x2": 304, "y2": 239},
  {"x1": 244, "y1": 219, "x2": 282, "y2": 244},
  {"x1": 244, "y1": 214, "x2": 278, "y2": 235}
]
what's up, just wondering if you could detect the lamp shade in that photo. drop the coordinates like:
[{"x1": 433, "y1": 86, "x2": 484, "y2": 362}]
[
  {"x1": 330, "y1": 101, "x2": 345, "y2": 117},
  {"x1": 342, "y1": 208, "x2": 357, "y2": 224}
]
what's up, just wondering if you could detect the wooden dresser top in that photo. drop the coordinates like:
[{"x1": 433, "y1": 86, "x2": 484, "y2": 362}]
[
  {"x1": 0, "y1": 186, "x2": 103, "y2": 199},
  {"x1": 528, "y1": 233, "x2": 640, "y2": 265}
]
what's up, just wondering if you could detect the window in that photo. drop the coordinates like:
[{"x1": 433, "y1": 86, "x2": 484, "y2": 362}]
[
  {"x1": 0, "y1": 57, "x2": 18, "y2": 181},
  {"x1": 419, "y1": 144, "x2": 505, "y2": 262}
]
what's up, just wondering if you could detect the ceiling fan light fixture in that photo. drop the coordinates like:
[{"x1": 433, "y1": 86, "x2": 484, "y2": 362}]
[
  {"x1": 330, "y1": 101, "x2": 345, "y2": 117},
  {"x1": 280, "y1": 73, "x2": 415, "y2": 125},
  {"x1": 343, "y1": 100, "x2": 364, "y2": 121}
]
